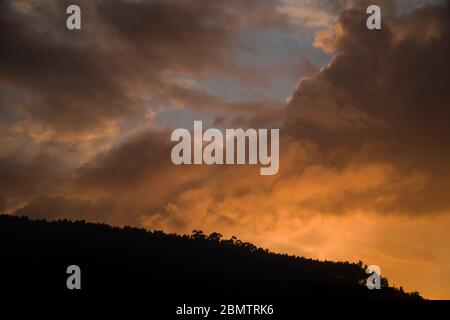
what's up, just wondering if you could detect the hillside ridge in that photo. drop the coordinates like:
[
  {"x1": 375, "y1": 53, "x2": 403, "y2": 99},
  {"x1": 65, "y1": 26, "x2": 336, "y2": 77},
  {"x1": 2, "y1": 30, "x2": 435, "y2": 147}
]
[{"x1": 0, "y1": 214, "x2": 422, "y2": 300}]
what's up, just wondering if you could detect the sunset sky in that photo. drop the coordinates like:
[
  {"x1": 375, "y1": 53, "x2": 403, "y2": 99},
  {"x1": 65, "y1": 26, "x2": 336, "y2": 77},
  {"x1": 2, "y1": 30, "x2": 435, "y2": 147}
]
[{"x1": 1, "y1": 0, "x2": 449, "y2": 298}]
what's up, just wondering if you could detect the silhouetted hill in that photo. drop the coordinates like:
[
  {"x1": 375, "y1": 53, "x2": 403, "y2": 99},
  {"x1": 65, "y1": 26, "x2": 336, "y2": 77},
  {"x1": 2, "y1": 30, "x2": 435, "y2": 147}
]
[{"x1": 0, "y1": 214, "x2": 422, "y2": 300}]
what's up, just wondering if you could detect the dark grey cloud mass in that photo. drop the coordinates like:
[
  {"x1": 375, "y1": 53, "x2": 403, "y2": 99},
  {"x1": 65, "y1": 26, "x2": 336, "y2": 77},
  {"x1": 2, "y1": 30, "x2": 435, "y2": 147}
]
[{"x1": 286, "y1": 1, "x2": 450, "y2": 214}]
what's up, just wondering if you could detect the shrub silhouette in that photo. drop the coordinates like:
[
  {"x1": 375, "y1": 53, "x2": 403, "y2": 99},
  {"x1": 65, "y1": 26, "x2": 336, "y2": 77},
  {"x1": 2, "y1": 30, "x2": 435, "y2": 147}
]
[{"x1": 0, "y1": 214, "x2": 422, "y2": 300}]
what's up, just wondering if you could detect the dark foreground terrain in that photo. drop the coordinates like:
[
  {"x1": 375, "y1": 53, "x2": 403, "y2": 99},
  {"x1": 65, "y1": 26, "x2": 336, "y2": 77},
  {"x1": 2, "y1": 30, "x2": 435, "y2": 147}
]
[{"x1": 0, "y1": 214, "x2": 421, "y2": 300}]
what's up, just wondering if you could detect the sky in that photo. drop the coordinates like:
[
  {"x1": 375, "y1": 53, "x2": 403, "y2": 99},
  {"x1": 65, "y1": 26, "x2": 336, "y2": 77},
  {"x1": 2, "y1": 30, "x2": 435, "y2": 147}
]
[{"x1": 1, "y1": 0, "x2": 449, "y2": 298}]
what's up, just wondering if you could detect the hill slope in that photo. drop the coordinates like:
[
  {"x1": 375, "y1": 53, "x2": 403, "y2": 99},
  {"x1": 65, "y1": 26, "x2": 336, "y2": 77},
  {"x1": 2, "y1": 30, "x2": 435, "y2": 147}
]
[{"x1": 0, "y1": 214, "x2": 421, "y2": 300}]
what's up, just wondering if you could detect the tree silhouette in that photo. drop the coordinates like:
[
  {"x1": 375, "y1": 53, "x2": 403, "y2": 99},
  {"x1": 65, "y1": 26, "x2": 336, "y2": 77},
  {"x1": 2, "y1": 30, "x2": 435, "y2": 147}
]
[{"x1": 0, "y1": 214, "x2": 422, "y2": 300}]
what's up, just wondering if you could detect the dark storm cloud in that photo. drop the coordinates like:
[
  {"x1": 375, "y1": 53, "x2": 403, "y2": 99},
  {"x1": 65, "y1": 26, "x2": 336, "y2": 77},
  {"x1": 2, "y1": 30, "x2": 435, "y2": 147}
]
[
  {"x1": 0, "y1": 0, "x2": 286, "y2": 133},
  {"x1": 75, "y1": 129, "x2": 172, "y2": 191},
  {"x1": 96, "y1": 0, "x2": 285, "y2": 78},
  {"x1": 286, "y1": 2, "x2": 450, "y2": 214},
  {"x1": 0, "y1": 0, "x2": 134, "y2": 132},
  {"x1": 0, "y1": 154, "x2": 57, "y2": 212},
  {"x1": 0, "y1": 0, "x2": 287, "y2": 219}
]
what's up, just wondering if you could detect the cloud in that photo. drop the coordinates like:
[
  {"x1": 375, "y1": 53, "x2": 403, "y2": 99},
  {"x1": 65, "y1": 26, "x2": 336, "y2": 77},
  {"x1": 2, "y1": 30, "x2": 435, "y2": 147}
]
[
  {"x1": 0, "y1": 0, "x2": 286, "y2": 137},
  {"x1": 276, "y1": 0, "x2": 345, "y2": 28},
  {"x1": 0, "y1": 0, "x2": 288, "y2": 219},
  {"x1": 0, "y1": 153, "x2": 58, "y2": 212},
  {"x1": 285, "y1": 2, "x2": 450, "y2": 214}
]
